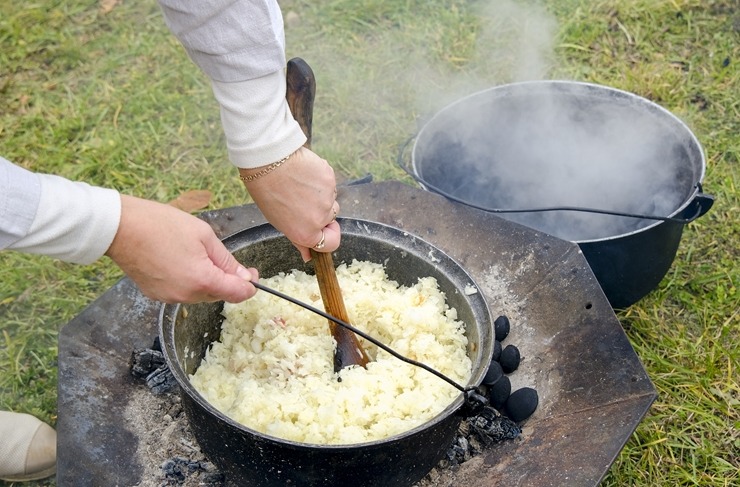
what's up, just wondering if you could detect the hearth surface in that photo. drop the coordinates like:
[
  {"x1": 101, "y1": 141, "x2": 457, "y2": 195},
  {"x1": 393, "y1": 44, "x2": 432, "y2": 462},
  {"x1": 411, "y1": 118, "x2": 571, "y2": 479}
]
[{"x1": 58, "y1": 181, "x2": 656, "y2": 486}]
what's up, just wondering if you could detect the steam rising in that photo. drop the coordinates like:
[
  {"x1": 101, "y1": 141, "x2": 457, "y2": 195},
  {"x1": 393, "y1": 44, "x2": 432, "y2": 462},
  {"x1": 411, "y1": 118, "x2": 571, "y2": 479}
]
[
  {"x1": 414, "y1": 82, "x2": 702, "y2": 241},
  {"x1": 288, "y1": 0, "x2": 703, "y2": 241}
]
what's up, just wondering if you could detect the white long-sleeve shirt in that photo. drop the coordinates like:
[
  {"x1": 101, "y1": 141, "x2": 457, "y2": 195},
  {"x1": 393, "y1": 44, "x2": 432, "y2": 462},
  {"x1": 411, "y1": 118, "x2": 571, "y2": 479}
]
[
  {"x1": 1, "y1": 0, "x2": 305, "y2": 264},
  {"x1": 0, "y1": 157, "x2": 121, "y2": 264},
  {"x1": 158, "y1": 0, "x2": 306, "y2": 166}
]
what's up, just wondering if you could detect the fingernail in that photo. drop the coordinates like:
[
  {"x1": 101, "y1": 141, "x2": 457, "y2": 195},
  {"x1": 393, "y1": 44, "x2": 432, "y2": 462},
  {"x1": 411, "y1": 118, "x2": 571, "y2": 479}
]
[{"x1": 235, "y1": 265, "x2": 252, "y2": 281}]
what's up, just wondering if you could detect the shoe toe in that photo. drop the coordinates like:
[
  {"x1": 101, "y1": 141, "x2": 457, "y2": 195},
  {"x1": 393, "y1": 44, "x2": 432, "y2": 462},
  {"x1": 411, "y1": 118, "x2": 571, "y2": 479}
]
[
  {"x1": 0, "y1": 411, "x2": 56, "y2": 481},
  {"x1": 26, "y1": 421, "x2": 57, "y2": 478}
]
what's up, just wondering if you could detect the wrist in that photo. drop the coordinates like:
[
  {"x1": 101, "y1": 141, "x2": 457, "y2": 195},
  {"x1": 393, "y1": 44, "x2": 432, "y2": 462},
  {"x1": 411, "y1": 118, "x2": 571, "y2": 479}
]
[{"x1": 238, "y1": 149, "x2": 297, "y2": 183}]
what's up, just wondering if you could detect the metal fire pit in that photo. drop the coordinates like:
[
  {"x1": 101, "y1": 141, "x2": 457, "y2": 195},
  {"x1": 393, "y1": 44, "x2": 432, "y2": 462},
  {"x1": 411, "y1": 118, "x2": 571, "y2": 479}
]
[{"x1": 57, "y1": 181, "x2": 656, "y2": 485}]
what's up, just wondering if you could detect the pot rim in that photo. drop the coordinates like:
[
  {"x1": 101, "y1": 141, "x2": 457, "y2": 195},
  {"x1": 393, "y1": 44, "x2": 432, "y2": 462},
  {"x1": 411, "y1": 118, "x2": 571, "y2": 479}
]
[
  {"x1": 159, "y1": 217, "x2": 493, "y2": 450},
  {"x1": 411, "y1": 79, "x2": 707, "y2": 244}
]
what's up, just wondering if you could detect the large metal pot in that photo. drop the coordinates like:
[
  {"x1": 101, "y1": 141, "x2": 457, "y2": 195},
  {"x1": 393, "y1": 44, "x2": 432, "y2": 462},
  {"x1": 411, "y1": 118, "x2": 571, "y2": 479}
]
[
  {"x1": 159, "y1": 218, "x2": 493, "y2": 487},
  {"x1": 410, "y1": 81, "x2": 713, "y2": 308}
]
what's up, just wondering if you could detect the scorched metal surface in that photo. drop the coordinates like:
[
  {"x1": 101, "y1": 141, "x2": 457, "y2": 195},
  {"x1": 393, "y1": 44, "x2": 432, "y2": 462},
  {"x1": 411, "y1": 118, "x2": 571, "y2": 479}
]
[{"x1": 57, "y1": 181, "x2": 657, "y2": 486}]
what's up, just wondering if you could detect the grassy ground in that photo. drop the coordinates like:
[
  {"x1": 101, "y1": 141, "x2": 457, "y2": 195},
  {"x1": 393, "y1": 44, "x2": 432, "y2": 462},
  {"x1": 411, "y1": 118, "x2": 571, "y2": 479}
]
[{"x1": 1, "y1": 0, "x2": 737, "y2": 485}]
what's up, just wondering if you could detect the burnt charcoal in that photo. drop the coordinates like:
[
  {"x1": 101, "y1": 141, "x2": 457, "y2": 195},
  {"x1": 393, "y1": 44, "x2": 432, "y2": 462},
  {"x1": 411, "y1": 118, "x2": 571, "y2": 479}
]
[
  {"x1": 162, "y1": 457, "x2": 224, "y2": 485},
  {"x1": 488, "y1": 375, "x2": 511, "y2": 410},
  {"x1": 482, "y1": 360, "x2": 503, "y2": 386},
  {"x1": 499, "y1": 344, "x2": 520, "y2": 373},
  {"x1": 494, "y1": 315, "x2": 510, "y2": 342},
  {"x1": 440, "y1": 405, "x2": 520, "y2": 469},
  {"x1": 130, "y1": 348, "x2": 166, "y2": 378},
  {"x1": 455, "y1": 436, "x2": 471, "y2": 461},
  {"x1": 444, "y1": 434, "x2": 473, "y2": 466},
  {"x1": 131, "y1": 343, "x2": 178, "y2": 394},
  {"x1": 146, "y1": 365, "x2": 178, "y2": 394},
  {"x1": 152, "y1": 335, "x2": 162, "y2": 352},
  {"x1": 493, "y1": 340, "x2": 502, "y2": 362},
  {"x1": 161, "y1": 457, "x2": 193, "y2": 482},
  {"x1": 468, "y1": 407, "x2": 521, "y2": 445},
  {"x1": 166, "y1": 402, "x2": 183, "y2": 419},
  {"x1": 504, "y1": 387, "x2": 539, "y2": 423}
]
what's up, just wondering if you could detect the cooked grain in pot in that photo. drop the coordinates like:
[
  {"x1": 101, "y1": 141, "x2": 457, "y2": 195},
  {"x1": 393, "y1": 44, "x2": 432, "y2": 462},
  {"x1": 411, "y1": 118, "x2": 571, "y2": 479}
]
[{"x1": 190, "y1": 260, "x2": 472, "y2": 445}]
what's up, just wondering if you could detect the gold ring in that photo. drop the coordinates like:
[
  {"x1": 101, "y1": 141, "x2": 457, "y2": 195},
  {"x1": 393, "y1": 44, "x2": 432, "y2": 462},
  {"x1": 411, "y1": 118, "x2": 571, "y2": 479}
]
[{"x1": 313, "y1": 231, "x2": 326, "y2": 250}]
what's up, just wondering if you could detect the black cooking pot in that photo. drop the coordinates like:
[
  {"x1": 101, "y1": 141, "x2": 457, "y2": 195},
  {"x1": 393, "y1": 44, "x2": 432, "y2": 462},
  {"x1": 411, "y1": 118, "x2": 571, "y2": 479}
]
[
  {"x1": 159, "y1": 218, "x2": 493, "y2": 487},
  {"x1": 409, "y1": 81, "x2": 713, "y2": 308}
]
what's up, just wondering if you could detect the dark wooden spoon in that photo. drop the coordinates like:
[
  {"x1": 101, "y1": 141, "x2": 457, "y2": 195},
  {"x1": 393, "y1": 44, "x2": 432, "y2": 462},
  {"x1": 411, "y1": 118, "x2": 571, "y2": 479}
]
[{"x1": 285, "y1": 57, "x2": 370, "y2": 371}]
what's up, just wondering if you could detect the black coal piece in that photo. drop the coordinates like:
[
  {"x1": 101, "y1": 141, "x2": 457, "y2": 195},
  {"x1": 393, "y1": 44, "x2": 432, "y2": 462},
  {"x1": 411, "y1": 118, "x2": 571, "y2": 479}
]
[
  {"x1": 492, "y1": 340, "x2": 502, "y2": 362},
  {"x1": 482, "y1": 360, "x2": 503, "y2": 386},
  {"x1": 131, "y1": 345, "x2": 178, "y2": 394},
  {"x1": 487, "y1": 375, "x2": 511, "y2": 410},
  {"x1": 494, "y1": 315, "x2": 510, "y2": 342},
  {"x1": 499, "y1": 344, "x2": 520, "y2": 374},
  {"x1": 504, "y1": 387, "x2": 539, "y2": 423}
]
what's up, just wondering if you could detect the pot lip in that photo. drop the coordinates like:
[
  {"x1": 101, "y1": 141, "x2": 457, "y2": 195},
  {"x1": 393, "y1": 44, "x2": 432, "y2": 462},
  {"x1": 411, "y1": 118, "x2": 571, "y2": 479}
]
[
  {"x1": 411, "y1": 79, "x2": 707, "y2": 244},
  {"x1": 159, "y1": 217, "x2": 493, "y2": 450}
]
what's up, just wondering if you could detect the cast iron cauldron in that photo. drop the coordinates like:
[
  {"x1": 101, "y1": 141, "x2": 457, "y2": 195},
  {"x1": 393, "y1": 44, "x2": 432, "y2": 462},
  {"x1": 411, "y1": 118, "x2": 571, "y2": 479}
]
[
  {"x1": 409, "y1": 80, "x2": 713, "y2": 309},
  {"x1": 159, "y1": 218, "x2": 493, "y2": 487}
]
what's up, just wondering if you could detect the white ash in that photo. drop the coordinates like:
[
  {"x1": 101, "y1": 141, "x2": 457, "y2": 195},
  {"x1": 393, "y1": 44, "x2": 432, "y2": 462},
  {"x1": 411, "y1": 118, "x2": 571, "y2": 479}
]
[{"x1": 126, "y1": 377, "x2": 518, "y2": 486}]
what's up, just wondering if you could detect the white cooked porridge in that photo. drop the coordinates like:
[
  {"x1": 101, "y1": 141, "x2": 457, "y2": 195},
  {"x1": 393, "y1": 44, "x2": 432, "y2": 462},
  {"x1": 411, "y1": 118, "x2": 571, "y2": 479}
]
[{"x1": 190, "y1": 260, "x2": 471, "y2": 445}]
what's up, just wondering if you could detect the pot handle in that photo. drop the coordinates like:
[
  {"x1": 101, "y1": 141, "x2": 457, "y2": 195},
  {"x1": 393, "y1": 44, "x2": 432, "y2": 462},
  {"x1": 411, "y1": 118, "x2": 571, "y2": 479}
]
[
  {"x1": 396, "y1": 135, "x2": 425, "y2": 186},
  {"x1": 681, "y1": 187, "x2": 715, "y2": 223},
  {"x1": 458, "y1": 388, "x2": 488, "y2": 418}
]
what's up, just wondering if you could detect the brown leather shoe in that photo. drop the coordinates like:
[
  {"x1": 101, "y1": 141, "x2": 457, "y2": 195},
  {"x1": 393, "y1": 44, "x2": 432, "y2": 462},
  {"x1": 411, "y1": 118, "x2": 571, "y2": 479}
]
[{"x1": 0, "y1": 411, "x2": 56, "y2": 481}]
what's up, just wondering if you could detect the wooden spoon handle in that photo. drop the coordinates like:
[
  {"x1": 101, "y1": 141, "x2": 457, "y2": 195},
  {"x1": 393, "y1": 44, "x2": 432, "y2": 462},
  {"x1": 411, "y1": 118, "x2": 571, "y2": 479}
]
[
  {"x1": 310, "y1": 249, "x2": 370, "y2": 370},
  {"x1": 286, "y1": 58, "x2": 369, "y2": 370}
]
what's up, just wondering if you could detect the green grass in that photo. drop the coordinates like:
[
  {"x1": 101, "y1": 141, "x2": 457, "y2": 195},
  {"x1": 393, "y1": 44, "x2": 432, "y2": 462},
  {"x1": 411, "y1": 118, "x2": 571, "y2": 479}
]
[{"x1": 1, "y1": 0, "x2": 738, "y2": 485}]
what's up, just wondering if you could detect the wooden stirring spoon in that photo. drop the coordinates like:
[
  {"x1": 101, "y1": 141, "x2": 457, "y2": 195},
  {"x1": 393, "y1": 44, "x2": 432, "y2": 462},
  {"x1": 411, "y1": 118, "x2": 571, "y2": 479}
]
[{"x1": 285, "y1": 57, "x2": 370, "y2": 371}]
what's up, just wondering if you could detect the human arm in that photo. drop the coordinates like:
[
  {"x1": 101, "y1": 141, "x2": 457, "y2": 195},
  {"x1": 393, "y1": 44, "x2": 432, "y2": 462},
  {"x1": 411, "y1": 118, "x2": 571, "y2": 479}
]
[
  {"x1": 1, "y1": 157, "x2": 256, "y2": 304},
  {"x1": 157, "y1": 0, "x2": 340, "y2": 260},
  {"x1": 105, "y1": 195, "x2": 258, "y2": 304}
]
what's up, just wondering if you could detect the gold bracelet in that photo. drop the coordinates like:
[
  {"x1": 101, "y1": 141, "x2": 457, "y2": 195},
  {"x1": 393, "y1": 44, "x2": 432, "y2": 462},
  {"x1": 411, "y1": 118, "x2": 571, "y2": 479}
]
[{"x1": 238, "y1": 153, "x2": 292, "y2": 183}]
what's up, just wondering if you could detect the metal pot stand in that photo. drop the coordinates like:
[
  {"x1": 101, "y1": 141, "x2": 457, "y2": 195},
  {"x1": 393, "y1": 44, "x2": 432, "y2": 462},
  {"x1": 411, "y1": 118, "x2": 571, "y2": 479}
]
[{"x1": 58, "y1": 181, "x2": 656, "y2": 485}]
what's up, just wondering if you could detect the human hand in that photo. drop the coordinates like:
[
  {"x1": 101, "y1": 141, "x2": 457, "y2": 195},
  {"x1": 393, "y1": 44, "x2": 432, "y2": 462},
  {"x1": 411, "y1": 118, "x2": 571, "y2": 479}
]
[
  {"x1": 240, "y1": 146, "x2": 340, "y2": 262},
  {"x1": 105, "y1": 195, "x2": 258, "y2": 304}
]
